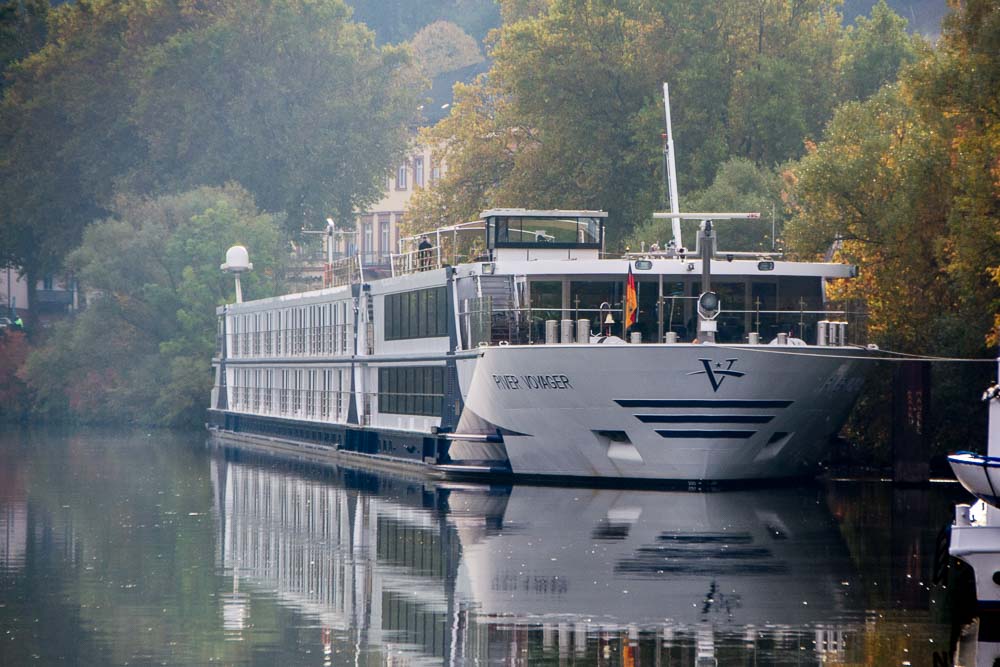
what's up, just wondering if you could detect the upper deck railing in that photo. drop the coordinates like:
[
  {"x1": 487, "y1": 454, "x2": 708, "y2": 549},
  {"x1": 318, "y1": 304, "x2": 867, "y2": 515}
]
[
  {"x1": 390, "y1": 246, "x2": 447, "y2": 277},
  {"x1": 457, "y1": 299, "x2": 867, "y2": 348}
]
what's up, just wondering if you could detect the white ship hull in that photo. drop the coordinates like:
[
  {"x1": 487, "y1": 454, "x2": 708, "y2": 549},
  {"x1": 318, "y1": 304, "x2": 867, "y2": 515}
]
[
  {"x1": 210, "y1": 209, "x2": 873, "y2": 484},
  {"x1": 450, "y1": 344, "x2": 867, "y2": 480}
]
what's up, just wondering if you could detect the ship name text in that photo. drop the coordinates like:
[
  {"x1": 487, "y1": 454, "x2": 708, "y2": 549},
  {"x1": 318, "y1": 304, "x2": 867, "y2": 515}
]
[{"x1": 492, "y1": 374, "x2": 574, "y2": 391}]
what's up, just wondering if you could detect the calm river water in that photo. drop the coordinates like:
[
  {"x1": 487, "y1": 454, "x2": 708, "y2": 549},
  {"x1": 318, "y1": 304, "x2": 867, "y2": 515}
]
[{"x1": 0, "y1": 428, "x2": 982, "y2": 665}]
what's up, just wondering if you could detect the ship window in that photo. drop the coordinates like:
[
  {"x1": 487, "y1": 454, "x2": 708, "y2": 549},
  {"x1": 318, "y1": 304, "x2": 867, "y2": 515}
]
[
  {"x1": 776, "y1": 276, "x2": 824, "y2": 341},
  {"x1": 490, "y1": 215, "x2": 601, "y2": 247},
  {"x1": 416, "y1": 289, "x2": 427, "y2": 337},
  {"x1": 377, "y1": 366, "x2": 444, "y2": 416},
  {"x1": 405, "y1": 367, "x2": 416, "y2": 414},
  {"x1": 384, "y1": 286, "x2": 448, "y2": 340},
  {"x1": 407, "y1": 291, "x2": 418, "y2": 338},
  {"x1": 399, "y1": 291, "x2": 410, "y2": 339}
]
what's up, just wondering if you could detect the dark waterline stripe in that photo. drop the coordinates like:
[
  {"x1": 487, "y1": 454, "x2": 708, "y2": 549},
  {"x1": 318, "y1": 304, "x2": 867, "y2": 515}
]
[
  {"x1": 656, "y1": 430, "x2": 756, "y2": 439},
  {"x1": 637, "y1": 414, "x2": 774, "y2": 424},
  {"x1": 616, "y1": 399, "x2": 793, "y2": 409}
]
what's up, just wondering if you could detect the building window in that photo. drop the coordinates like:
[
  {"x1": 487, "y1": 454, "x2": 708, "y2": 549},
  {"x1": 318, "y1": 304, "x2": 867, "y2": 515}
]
[
  {"x1": 413, "y1": 157, "x2": 424, "y2": 188},
  {"x1": 396, "y1": 163, "x2": 408, "y2": 190},
  {"x1": 378, "y1": 366, "x2": 444, "y2": 416},
  {"x1": 384, "y1": 286, "x2": 448, "y2": 341},
  {"x1": 430, "y1": 161, "x2": 441, "y2": 182},
  {"x1": 379, "y1": 215, "x2": 391, "y2": 258},
  {"x1": 42, "y1": 275, "x2": 53, "y2": 290},
  {"x1": 363, "y1": 218, "x2": 373, "y2": 256}
]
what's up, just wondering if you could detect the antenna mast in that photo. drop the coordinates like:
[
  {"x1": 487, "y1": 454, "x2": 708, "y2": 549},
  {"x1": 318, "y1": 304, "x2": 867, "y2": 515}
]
[{"x1": 662, "y1": 83, "x2": 683, "y2": 252}]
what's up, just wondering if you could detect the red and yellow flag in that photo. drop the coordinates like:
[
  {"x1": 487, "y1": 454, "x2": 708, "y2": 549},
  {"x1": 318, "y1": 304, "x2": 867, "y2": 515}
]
[{"x1": 625, "y1": 264, "x2": 638, "y2": 327}]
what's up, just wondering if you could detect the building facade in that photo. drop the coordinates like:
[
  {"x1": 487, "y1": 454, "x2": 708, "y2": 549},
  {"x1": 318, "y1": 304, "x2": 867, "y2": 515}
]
[
  {"x1": 1, "y1": 266, "x2": 78, "y2": 319},
  {"x1": 333, "y1": 144, "x2": 442, "y2": 270}
]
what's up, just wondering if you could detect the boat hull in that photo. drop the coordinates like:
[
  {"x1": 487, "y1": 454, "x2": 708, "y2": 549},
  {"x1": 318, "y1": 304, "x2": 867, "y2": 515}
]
[
  {"x1": 451, "y1": 344, "x2": 869, "y2": 481},
  {"x1": 949, "y1": 453, "x2": 1000, "y2": 507}
]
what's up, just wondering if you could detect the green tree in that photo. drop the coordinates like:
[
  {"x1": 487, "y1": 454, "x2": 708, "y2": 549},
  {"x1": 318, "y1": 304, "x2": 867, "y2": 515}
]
[
  {"x1": 25, "y1": 185, "x2": 287, "y2": 426},
  {"x1": 0, "y1": 0, "x2": 48, "y2": 85},
  {"x1": 785, "y1": 87, "x2": 953, "y2": 351},
  {"x1": 840, "y1": 0, "x2": 921, "y2": 102},
  {"x1": 409, "y1": 20, "x2": 484, "y2": 78},
  {"x1": 728, "y1": 56, "x2": 808, "y2": 165},
  {"x1": 0, "y1": 0, "x2": 182, "y2": 326},
  {"x1": 410, "y1": 0, "x2": 673, "y2": 243},
  {"x1": 408, "y1": 0, "x2": 888, "y2": 244},
  {"x1": 0, "y1": 0, "x2": 421, "y2": 325},
  {"x1": 132, "y1": 0, "x2": 421, "y2": 234},
  {"x1": 348, "y1": 0, "x2": 500, "y2": 44},
  {"x1": 630, "y1": 157, "x2": 784, "y2": 252}
]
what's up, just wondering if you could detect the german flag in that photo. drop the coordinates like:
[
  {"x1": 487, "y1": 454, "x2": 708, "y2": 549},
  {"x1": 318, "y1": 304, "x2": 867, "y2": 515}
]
[{"x1": 625, "y1": 263, "x2": 638, "y2": 327}]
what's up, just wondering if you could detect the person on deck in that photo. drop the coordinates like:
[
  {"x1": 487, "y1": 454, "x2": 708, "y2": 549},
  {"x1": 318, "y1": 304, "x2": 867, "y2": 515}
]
[{"x1": 418, "y1": 236, "x2": 432, "y2": 271}]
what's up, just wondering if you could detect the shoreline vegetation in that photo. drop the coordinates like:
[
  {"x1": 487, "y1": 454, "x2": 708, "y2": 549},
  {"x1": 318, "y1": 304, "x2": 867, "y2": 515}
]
[{"x1": 0, "y1": 0, "x2": 997, "y2": 470}]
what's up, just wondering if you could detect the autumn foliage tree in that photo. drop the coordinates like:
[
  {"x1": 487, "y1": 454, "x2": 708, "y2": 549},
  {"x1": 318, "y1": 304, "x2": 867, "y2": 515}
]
[
  {"x1": 784, "y1": 0, "x2": 999, "y2": 456},
  {"x1": 408, "y1": 0, "x2": 922, "y2": 250},
  {"x1": 0, "y1": 330, "x2": 31, "y2": 421}
]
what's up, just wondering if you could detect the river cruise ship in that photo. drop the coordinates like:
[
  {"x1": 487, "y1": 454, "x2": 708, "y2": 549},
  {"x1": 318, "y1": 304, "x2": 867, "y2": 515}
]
[{"x1": 208, "y1": 208, "x2": 871, "y2": 482}]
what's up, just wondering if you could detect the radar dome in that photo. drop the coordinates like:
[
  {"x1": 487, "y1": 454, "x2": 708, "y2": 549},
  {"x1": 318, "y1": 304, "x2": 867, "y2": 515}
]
[{"x1": 221, "y1": 245, "x2": 253, "y2": 273}]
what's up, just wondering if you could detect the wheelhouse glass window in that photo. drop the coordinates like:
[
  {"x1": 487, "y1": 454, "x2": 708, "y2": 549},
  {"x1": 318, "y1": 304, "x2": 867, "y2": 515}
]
[{"x1": 490, "y1": 216, "x2": 601, "y2": 247}]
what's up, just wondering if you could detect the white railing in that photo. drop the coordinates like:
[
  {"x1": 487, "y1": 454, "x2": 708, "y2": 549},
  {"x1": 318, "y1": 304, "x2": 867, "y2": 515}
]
[
  {"x1": 227, "y1": 324, "x2": 354, "y2": 359},
  {"x1": 224, "y1": 387, "x2": 445, "y2": 421},
  {"x1": 456, "y1": 301, "x2": 865, "y2": 347},
  {"x1": 323, "y1": 254, "x2": 364, "y2": 288},
  {"x1": 390, "y1": 245, "x2": 442, "y2": 277}
]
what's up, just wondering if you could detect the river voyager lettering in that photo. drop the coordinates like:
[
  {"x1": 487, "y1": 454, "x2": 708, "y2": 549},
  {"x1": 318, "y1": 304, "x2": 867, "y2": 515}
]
[{"x1": 492, "y1": 374, "x2": 573, "y2": 390}]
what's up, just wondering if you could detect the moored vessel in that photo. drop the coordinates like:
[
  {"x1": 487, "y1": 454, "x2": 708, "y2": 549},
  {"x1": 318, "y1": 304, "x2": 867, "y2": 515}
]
[
  {"x1": 208, "y1": 205, "x2": 873, "y2": 483},
  {"x1": 947, "y1": 356, "x2": 1000, "y2": 611}
]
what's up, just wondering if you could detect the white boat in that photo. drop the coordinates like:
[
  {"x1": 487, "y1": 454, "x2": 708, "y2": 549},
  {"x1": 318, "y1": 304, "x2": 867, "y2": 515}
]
[
  {"x1": 948, "y1": 359, "x2": 1000, "y2": 609},
  {"x1": 208, "y1": 205, "x2": 873, "y2": 482},
  {"x1": 949, "y1": 452, "x2": 1000, "y2": 507}
]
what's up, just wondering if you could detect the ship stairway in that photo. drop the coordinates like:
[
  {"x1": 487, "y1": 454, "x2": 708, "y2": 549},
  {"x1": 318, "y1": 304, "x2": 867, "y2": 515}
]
[{"x1": 477, "y1": 275, "x2": 522, "y2": 344}]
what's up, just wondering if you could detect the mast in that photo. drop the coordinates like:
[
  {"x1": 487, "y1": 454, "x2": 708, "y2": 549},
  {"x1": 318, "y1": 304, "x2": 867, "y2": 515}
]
[{"x1": 662, "y1": 83, "x2": 683, "y2": 252}]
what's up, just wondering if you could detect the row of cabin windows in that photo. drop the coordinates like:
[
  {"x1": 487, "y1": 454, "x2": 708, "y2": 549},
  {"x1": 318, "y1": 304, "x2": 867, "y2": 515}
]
[
  {"x1": 228, "y1": 302, "x2": 352, "y2": 357},
  {"x1": 378, "y1": 367, "x2": 444, "y2": 416},
  {"x1": 384, "y1": 287, "x2": 448, "y2": 341},
  {"x1": 229, "y1": 368, "x2": 348, "y2": 420}
]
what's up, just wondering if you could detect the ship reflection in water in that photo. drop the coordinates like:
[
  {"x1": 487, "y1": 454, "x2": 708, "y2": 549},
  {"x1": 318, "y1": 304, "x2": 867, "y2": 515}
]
[
  {"x1": 209, "y1": 449, "x2": 943, "y2": 665},
  {"x1": 0, "y1": 431, "x2": 963, "y2": 665}
]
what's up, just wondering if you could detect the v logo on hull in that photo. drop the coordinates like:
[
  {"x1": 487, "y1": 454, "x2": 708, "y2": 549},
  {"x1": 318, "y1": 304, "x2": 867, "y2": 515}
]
[{"x1": 687, "y1": 359, "x2": 745, "y2": 392}]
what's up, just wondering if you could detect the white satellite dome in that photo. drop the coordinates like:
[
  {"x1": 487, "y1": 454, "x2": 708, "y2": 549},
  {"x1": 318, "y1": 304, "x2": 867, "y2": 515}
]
[{"x1": 221, "y1": 245, "x2": 252, "y2": 273}]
